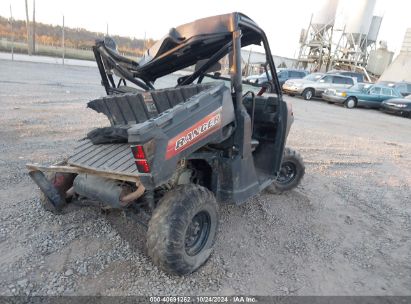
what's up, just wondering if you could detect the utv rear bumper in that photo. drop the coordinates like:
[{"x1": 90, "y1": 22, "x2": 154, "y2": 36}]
[
  {"x1": 27, "y1": 161, "x2": 145, "y2": 212},
  {"x1": 27, "y1": 162, "x2": 144, "y2": 183}
]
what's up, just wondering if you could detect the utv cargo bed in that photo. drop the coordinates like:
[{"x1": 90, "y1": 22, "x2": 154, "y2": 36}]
[
  {"x1": 28, "y1": 82, "x2": 235, "y2": 185},
  {"x1": 67, "y1": 139, "x2": 137, "y2": 175}
]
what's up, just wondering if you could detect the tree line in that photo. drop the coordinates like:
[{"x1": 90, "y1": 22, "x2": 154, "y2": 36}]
[{"x1": 0, "y1": 15, "x2": 155, "y2": 57}]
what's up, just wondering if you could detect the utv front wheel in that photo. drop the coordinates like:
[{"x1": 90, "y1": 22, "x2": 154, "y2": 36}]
[
  {"x1": 267, "y1": 148, "x2": 305, "y2": 194},
  {"x1": 146, "y1": 184, "x2": 218, "y2": 275}
]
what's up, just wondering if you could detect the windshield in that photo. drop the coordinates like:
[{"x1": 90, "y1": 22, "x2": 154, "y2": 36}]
[{"x1": 303, "y1": 73, "x2": 323, "y2": 82}]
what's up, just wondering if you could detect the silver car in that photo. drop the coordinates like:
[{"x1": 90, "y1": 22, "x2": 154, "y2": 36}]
[{"x1": 282, "y1": 73, "x2": 357, "y2": 100}]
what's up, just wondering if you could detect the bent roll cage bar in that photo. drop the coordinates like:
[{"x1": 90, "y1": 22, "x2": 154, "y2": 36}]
[{"x1": 92, "y1": 13, "x2": 282, "y2": 99}]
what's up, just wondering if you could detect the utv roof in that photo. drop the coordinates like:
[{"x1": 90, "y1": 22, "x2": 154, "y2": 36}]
[
  {"x1": 137, "y1": 12, "x2": 265, "y2": 80},
  {"x1": 139, "y1": 13, "x2": 260, "y2": 63},
  {"x1": 94, "y1": 12, "x2": 267, "y2": 83}
]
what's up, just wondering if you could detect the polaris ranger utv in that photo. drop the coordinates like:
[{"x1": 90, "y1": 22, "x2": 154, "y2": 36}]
[{"x1": 27, "y1": 12, "x2": 305, "y2": 275}]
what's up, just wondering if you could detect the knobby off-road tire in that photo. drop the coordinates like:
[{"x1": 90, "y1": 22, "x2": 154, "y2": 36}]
[
  {"x1": 266, "y1": 148, "x2": 305, "y2": 194},
  {"x1": 146, "y1": 184, "x2": 218, "y2": 275}
]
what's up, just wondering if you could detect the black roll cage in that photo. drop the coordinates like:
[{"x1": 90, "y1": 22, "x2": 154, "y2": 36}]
[{"x1": 92, "y1": 13, "x2": 281, "y2": 99}]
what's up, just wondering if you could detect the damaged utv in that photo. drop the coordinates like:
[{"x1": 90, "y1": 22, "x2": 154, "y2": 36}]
[{"x1": 27, "y1": 12, "x2": 305, "y2": 275}]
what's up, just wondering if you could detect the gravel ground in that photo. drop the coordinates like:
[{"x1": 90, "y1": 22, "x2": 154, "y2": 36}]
[{"x1": 0, "y1": 59, "x2": 410, "y2": 296}]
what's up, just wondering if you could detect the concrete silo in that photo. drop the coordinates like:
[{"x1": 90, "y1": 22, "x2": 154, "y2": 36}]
[
  {"x1": 331, "y1": 0, "x2": 381, "y2": 69},
  {"x1": 366, "y1": 16, "x2": 393, "y2": 76},
  {"x1": 367, "y1": 16, "x2": 383, "y2": 45},
  {"x1": 296, "y1": 0, "x2": 339, "y2": 72}
]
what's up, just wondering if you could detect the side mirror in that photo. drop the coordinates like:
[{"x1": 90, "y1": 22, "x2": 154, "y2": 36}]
[{"x1": 319, "y1": 79, "x2": 325, "y2": 83}]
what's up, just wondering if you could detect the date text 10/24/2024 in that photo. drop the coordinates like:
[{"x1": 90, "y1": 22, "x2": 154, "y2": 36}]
[{"x1": 150, "y1": 296, "x2": 257, "y2": 303}]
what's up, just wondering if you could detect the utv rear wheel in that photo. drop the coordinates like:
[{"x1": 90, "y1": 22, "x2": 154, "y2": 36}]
[
  {"x1": 344, "y1": 97, "x2": 357, "y2": 109},
  {"x1": 302, "y1": 88, "x2": 314, "y2": 100},
  {"x1": 146, "y1": 184, "x2": 218, "y2": 275},
  {"x1": 267, "y1": 148, "x2": 305, "y2": 194}
]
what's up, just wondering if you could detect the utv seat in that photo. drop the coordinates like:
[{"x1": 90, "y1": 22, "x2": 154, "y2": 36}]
[
  {"x1": 87, "y1": 83, "x2": 218, "y2": 126},
  {"x1": 88, "y1": 94, "x2": 152, "y2": 126},
  {"x1": 150, "y1": 83, "x2": 214, "y2": 114}
]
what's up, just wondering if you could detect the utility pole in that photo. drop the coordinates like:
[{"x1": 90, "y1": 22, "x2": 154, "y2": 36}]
[
  {"x1": 32, "y1": 0, "x2": 36, "y2": 54},
  {"x1": 24, "y1": 0, "x2": 32, "y2": 55},
  {"x1": 106, "y1": 23, "x2": 109, "y2": 36},
  {"x1": 10, "y1": 4, "x2": 14, "y2": 61},
  {"x1": 62, "y1": 15, "x2": 65, "y2": 65}
]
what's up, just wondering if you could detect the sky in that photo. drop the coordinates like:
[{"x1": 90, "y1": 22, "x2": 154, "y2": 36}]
[{"x1": 1, "y1": 0, "x2": 410, "y2": 58}]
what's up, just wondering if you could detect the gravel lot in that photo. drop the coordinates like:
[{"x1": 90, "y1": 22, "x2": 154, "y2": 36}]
[{"x1": 0, "y1": 59, "x2": 410, "y2": 296}]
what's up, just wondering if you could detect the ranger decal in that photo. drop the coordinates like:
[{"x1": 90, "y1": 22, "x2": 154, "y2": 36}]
[{"x1": 165, "y1": 108, "x2": 222, "y2": 159}]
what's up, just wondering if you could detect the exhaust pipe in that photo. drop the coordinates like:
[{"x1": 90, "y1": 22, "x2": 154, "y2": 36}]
[{"x1": 73, "y1": 174, "x2": 144, "y2": 208}]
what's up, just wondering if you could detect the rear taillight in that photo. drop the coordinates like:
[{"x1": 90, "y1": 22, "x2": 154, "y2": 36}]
[
  {"x1": 131, "y1": 145, "x2": 150, "y2": 173},
  {"x1": 135, "y1": 159, "x2": 150, "y2": 173},
  {"x1": 132, "y1": 145, "x2": 145, "y2": 159}
]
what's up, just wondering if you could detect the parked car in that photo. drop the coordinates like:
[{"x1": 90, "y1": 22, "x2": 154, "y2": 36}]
[
  {"x1": 381, "y1": 94, "x2": 411, "y2": 117},
  {"x1": 327, "y1": 70, "x2": 366, "y2": 83},
  {"x1": 277, "y1": 69, "x2": 309, "y2": 87},
  {"x1": 322, "y1": 83, "x2": 402, "y2": 109},
  {"x1": 246, "y1": 69, "x2": 308, "y2": 87},
  {"x1": 378, "y1": 81, "x2": 411, "y2": 97},
  {"x1": 245, "y1": 72, "x2": 266, "y2": 83},
  {"x1": 282, "y1": 73, "x2": 356, "y2": 100}
]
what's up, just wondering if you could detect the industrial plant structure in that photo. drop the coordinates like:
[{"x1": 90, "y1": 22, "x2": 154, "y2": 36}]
[
  {"x1": 296, "y1": 0, "x2": 338, "y2": 72},
  {"x1": 296, "y1": 0, "x2": 393, "y2": 77},
  {"x1": 379, "y1": 28, "x2": 411, "y2": 82}
]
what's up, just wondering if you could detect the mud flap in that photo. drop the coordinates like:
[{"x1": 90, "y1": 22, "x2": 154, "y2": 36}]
[{"x1": 29, "y1": 170, "x2": 66, "y2": 212}]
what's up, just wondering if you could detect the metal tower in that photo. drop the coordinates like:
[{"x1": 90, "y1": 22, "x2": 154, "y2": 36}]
[
  {"x1": 330, "y1": 0, "x2": 381, "y2": 70},
  {"x1": 296, "y1": 0, "x2": 339, "y2": 72}
]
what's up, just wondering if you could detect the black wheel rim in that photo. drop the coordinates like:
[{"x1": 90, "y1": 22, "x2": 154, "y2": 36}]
[
  {"x1": 277, "y1": 161, "x2": 297, "y2": 185},
  {"x1": 185, "y1": 211, "x2": 211, "y2": 256}
]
